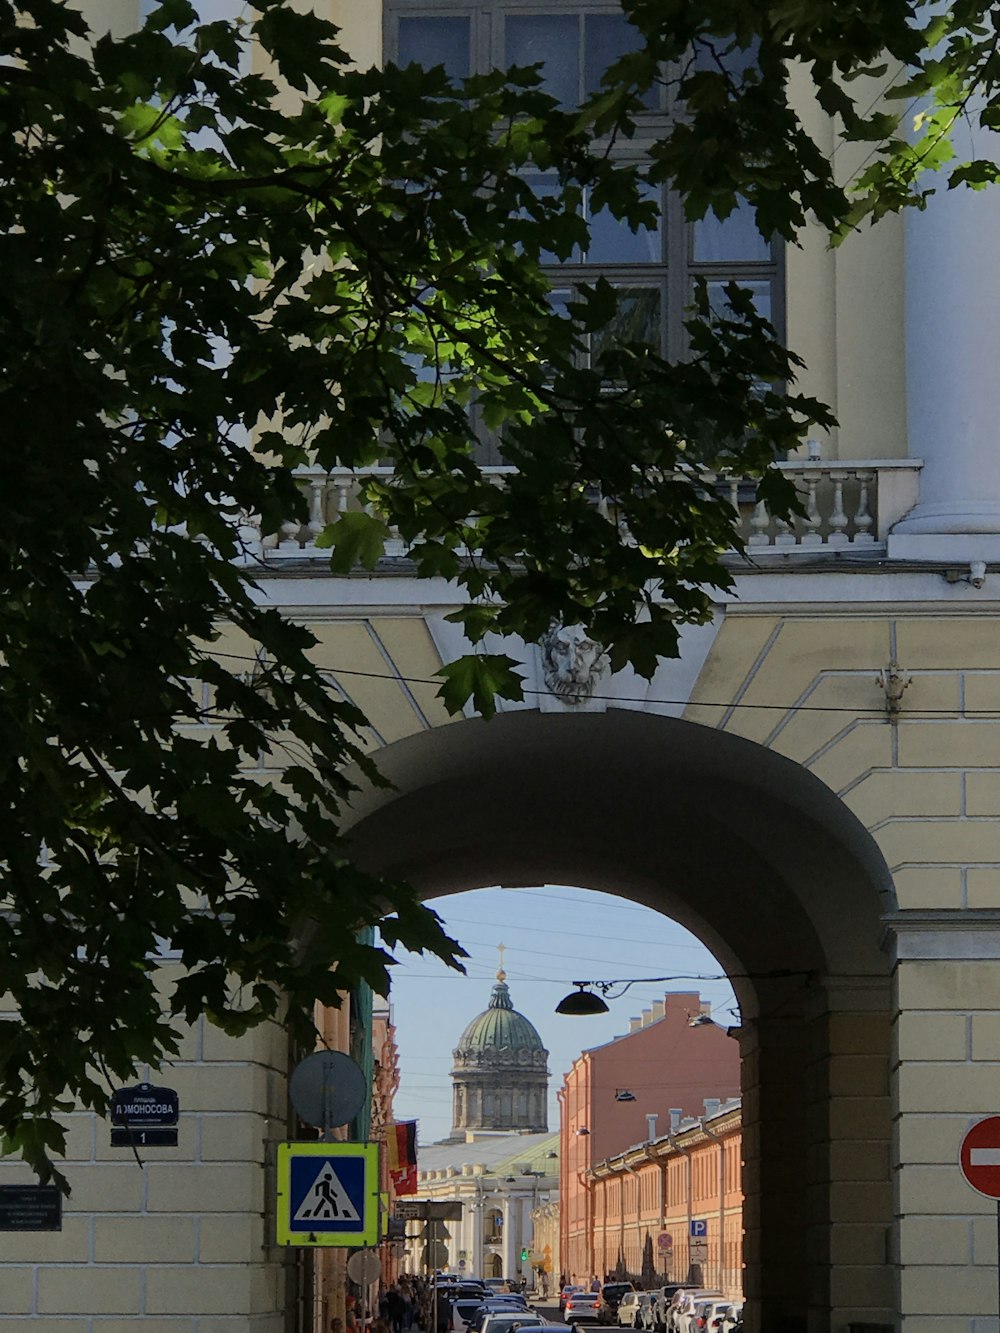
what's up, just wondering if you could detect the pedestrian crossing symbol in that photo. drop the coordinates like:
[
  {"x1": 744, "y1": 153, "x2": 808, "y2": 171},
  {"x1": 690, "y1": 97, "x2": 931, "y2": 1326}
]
[
  {"x1": 294, "y1": 1161, "x2": 360, "y2": 1223},
  {"x1": 277, "y1": 1142, "x2": 379, "y2": 1247}
]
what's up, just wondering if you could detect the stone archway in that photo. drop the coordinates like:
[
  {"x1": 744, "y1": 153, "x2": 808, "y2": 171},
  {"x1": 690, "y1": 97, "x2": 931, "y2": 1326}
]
[{"x1": 344, "y1": 710, "x2": 896, "y2": 1333}]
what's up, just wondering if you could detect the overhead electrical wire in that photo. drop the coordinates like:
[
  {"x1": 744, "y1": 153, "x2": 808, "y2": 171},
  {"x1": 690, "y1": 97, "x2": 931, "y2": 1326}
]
[{"x1": 205, "y1": 647, "x2": 992, "y2": 716}]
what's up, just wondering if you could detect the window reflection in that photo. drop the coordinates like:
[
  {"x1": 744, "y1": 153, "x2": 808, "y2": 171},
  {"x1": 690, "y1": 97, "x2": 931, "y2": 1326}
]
[
  {"x1": 693, "y1": 199, "x2": 770, "y2": 263},
  {"x1": 706, "y1": 280, "x2": 772, "y2": 323},
  {"x1": 505, "y1": 14, "x2": 579, "y2": 106},
  {"x1": 398, "y1": 15, "x2": 471, "y2": 79},
  {"x1": 690, "y1": 33, "x2": 760, "y2": 84},
  {"x1": 521, "y1": 173, "x2": 583, "y2": 264},
  {"x1": 592, "y1": 286, "x2": 661, "y2": 361},
  {"x1": 587, "y1": 183, "x2": 661, "y2": 264},
  {"x1": 584, "y1": 14, "x2": 658, "y2": 108}
]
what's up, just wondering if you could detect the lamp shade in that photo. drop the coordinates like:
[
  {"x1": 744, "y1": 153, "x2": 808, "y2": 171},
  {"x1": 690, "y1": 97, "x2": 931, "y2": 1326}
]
[{"x1": 555, "y1": 987, "x2": 609, "y2": 1016}]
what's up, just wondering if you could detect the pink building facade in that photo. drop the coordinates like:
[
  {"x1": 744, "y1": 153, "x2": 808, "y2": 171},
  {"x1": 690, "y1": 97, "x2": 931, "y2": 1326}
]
[
  {"x1": 590, "y1": 1101, "x2": 743, "y2": 1295},
  {"x1": 559, "y1": 993, "x2": 740, "y2": 1283}
]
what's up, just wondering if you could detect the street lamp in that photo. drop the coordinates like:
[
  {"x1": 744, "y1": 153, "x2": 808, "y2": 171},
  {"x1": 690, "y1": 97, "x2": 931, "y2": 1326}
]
[{"x1": 554, "y1": 969, "x2": 814, "y2": 1015}]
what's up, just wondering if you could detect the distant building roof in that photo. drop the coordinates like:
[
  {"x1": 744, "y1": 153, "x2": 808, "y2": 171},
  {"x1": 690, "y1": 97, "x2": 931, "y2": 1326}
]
[{"x1": 417, "y1": 1130, "x2": 559, "y2": 1178}]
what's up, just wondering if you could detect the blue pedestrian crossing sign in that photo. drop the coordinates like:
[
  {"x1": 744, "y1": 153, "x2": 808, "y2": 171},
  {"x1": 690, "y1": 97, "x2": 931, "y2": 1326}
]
[{"x1": 277, "y1": 1143, "x2": 380, "y2": 1247}]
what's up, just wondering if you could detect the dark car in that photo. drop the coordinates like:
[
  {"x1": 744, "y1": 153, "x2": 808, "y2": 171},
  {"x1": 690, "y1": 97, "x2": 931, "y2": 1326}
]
[
  {"x1": 649, "y1": 1287, "x2": 688, "y2": 1333},
  {"x1": 597, "y1": 1285, "x2": 635, "y2": 1325}
]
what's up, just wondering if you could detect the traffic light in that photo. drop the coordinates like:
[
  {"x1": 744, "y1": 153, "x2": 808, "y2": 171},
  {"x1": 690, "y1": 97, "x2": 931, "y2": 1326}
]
[{"x1": 521, "y1": 1248, "x2": 529, "y2": 1262}]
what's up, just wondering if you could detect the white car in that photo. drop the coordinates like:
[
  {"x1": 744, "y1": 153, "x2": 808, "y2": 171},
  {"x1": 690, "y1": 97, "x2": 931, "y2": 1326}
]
[
  {"x1": 675, "y1": 1295, "x2": 724, "y2": 1333},
  {"x1": 702, "y1": 1304, "x2": 741, "y2": 1333},
  {"x1": 453, "y1": 1301, "x2": 488, "y2": 1332},
  {"x1": 563, "y1": 1295, "x2": 603, "y2": 1325},
  {"x1": 617, "y1": 1294, "x2": 654, "y2": 1329},
  {"x1": 480, "y1": 1314, "x2": 544, "y2": 1333}
]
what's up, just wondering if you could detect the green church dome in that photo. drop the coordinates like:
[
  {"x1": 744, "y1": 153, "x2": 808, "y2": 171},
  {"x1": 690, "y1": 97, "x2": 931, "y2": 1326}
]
[
  {"x1": 450, "y1": 961, "x2": 550, "y2": 1136},
  {"x1": 454, "y1": 971, "x2": 547, "y2": 1061}
]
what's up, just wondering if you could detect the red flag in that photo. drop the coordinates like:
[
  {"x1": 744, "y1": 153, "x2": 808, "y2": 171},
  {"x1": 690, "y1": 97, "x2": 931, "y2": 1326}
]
[{"x1": 391, "y1": 1161, "x2": 418, "y2": 1195}]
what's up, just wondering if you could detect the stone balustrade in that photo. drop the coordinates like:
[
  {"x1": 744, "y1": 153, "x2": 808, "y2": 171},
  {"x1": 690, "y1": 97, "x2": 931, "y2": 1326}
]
[{"x1": 246, "y1": 459, "x2": 923, "y2": 562}]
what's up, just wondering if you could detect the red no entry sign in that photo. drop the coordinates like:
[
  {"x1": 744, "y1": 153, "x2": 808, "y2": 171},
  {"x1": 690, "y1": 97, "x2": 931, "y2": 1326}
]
[{"x1": 960, "y1": 1116, "x2": 1000, "y2": 1199}]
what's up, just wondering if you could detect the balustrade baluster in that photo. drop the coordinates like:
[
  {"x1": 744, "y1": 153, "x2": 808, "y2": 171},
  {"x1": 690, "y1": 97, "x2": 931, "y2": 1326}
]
[
  {"x1": 800, "y1": 473, "x2": 823, "y2": 546},
  {"x1": 774, "y1": 509, "x2": 796, "y2": 547},
  {"x1": 277, "y1": 518, "x2": 302, "y2": 551},
  {"x1": 828, "y1": 470, "x2": 849, "y2": 547},
  {"x1": 852, "y1": 470, "x2": 875, "y2": 544},
  {"x1": 748, "y1": 496, "x2": 771, "y2": 547},
  {"x1": 725, "y1": 478, "x2": 744, "y2": 545},
  {"x1": 306, "y1": 477, "x2": 327, "y2": 546}
]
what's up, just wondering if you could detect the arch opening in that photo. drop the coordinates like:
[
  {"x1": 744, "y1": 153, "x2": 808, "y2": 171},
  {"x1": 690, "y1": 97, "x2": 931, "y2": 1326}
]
[{"x1": 347, "y1": 711, "x2": 895, "y2": 1333}]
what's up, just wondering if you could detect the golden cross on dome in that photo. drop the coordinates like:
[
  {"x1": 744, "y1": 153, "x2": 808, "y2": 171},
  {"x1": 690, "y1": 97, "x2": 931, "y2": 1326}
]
[{"x1": 497, "y1": 942, "x2": 506, "y2": 980}]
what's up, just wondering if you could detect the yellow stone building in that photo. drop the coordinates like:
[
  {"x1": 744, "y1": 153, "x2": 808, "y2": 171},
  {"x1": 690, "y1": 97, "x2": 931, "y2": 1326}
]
[{"x1": 5, "y1": 2, "x2": 1000, "y2": 1332}]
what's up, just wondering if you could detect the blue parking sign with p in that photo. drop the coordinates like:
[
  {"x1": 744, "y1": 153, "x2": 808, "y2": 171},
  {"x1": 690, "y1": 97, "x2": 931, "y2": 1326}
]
[
  {"x1": 690, "y1": 1219, "x2": 708, "y2": 1238},
  {"x1": 277, "y1": 1142, "x2": 379, "y2": 1247}
]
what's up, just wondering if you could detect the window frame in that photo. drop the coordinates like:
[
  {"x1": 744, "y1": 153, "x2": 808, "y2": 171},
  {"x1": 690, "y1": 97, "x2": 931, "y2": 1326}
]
[{"x1": 385, "y1": 0, "x2": 785, "y2": 438}]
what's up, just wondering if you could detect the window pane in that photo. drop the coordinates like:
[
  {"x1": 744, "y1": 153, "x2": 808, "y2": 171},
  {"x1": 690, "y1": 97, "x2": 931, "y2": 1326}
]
[
  {"x1": 592, "y1": 286, "x2": 662, "y2": 360},
  {"x1": 505, "y1": 15, "x2": 579, "y2": 107},
  {"x1": 587, "y1": 183, "x2": 662, "y2": 264},
  {"x1": 694, "y1": 200, "x2": 770, "y2": 262},
  {"x1": 523, "y1": 174, "x2": 582, "y2": 264},
  {"x1": 706, "y1": 280, "x2": 771, "y2": 323},
  {"x1": 398, "y1": 16, "x2": 471, "y2": 79},
  {"x1": 584, "y1": 14, "x2": 658, "y2": 109}
]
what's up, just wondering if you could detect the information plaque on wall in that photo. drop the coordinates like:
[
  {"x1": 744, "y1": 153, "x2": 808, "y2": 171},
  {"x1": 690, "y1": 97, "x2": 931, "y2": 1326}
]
[{"x1": 0, "y1": 1184, "x2": 62, "y2": 1231}]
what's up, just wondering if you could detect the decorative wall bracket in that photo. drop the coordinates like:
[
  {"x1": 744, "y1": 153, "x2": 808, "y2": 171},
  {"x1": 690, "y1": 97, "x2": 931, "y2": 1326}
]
[{"x1": 876, "y1": 661, "x2": 912, "y2": 717}]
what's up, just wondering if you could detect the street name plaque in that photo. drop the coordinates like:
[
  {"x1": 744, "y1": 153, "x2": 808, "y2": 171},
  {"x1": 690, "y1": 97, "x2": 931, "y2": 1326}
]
[
  {"x1": 109, "y1": 1081, "x2": 180, "y2": 1149},
  {"x1": 0, "y1": 1184, "x2": 62, "y2": 1231},
  {"x1": 110, "y1": 1082, "x2": 179, "y2": 1127}
]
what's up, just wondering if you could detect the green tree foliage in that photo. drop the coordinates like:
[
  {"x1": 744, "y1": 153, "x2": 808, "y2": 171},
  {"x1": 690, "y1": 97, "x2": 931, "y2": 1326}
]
[{"x1": 0, "y1": 0, "x2": 994, "y2": 1182}]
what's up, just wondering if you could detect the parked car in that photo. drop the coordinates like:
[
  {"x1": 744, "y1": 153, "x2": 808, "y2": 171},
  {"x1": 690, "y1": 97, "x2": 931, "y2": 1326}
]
[
  {"x1": 648, "y1": 1285, "x2": 687, "y2": 1333},
  {"x1": 709, "y1": 1305, "x2": 742, "y2": 1333},
  {"x1": 559, "y1": 1287, "x2": 584, "y2": 1315},
  {"x1": 615, "y1": 1294, "x2": 641, "y2": 1328},
  {"x1": 674, "y1": 1294, "x2": 723, "y2": 1333},
  {"x1": 597, "y1": 1283, "x2": 635, "y2": 1324},
  {"x1": 480, "y1": 1314, "x2": 544, "y2": 1333},
  {"x1": 690, "y1": 1302, "x2": 732, "y2": 1333},
  {"x1": 469, "y1": 1301, "x2": 531, "y2": 1332},
  {"x1": 564, "y1": 1294, "x2": 604, "y2": 1325},
  {"x1": 615, "y1": 1293, "x2": 653, "y2": 1329},
  {"x1": 640, "y1": 1294, "x2": 659, "y2": 1330},
  {"x1": 453, "y1": 1300, "x2": 488, "y2": 1332}
]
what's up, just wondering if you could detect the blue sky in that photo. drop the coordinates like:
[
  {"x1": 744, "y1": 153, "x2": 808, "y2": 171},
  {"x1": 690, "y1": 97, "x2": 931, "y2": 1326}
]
[{"x1": 386, "y1": 885, "x2": 737, "y2": 1146}]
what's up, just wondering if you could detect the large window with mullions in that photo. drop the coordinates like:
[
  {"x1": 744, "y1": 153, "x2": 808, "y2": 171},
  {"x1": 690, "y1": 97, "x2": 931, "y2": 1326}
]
[
  {"x1": 390, "y1": 4, "x2": 663, "y2": 109},
  {"x1": 385, "y1": 1, "x2": 783, "y2": 449}
]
